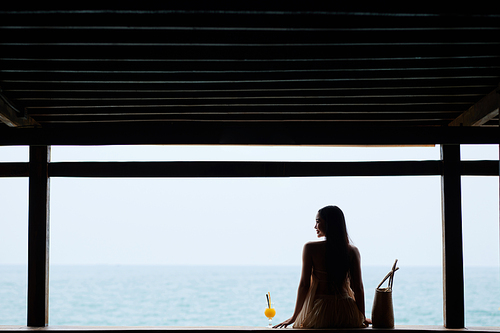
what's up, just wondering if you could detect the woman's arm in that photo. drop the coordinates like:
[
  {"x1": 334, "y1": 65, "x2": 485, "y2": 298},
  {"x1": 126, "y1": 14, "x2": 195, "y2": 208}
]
[
  {"x1": 349, "y1": 245, "x2": 370, "y2": 324},
  {"x1": 274, "y1": 243, "x2": 313, "y2": 328}
]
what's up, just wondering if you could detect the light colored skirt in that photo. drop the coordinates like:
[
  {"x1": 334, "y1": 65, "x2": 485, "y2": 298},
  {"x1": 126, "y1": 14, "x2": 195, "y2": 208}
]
[{"x1": 293, "y1": 293, "x2": 366, "y2": 328}]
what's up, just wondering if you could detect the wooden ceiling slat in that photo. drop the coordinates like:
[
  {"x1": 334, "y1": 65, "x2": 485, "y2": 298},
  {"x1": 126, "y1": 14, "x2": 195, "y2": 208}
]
[
  {"x1": 3, "y1": 56, "x2": 499, "y2": 72},
  {"x1": 18, "y1": 92, "x2": 474, "y2": 105},
  {"x1": 3, "y1": 88, "x2": 493, "y2": 99},
  {"x1": 14, "y1": 95, "x2": 484, "y2": 104},
  {"x1": 3, "y1": 26, "x2": 499, "y2": 45},
  {"x1": 2, "y1": 71, "x2": 498, "y2": 86},
  {"x1": 3, "y1": 78, "x2": 499, "y2": 95},
  {"x1": 18, "y1": 112, "x2": 474, "y2": 122},
  {"x1": 24, "y1": 108, "x2": 466, "y2": 117},
  {"x1": 4, "y1": 64, "x2": 499, "y2": 74},
  {"x1": 28, "y1": 111, "x2": 462, "y2": 118},
  {"x1": 3, "y1": 44, "x2": 499, "y2": 60},
  {"x1": 1, "y1": 9, "x2": 498, "y2": 30},
  {"x1": 35, "y1": 119, "x2": 457, "y2": 126}
]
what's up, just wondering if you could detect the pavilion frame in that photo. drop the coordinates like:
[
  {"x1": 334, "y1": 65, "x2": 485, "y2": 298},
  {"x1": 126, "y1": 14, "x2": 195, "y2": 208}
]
[
  {"x1": 0, "y1": 4, "x2": 498, "y2": 329},
  {"x1": 1, "y1": 140, "x2": 498, "y2": 328}
]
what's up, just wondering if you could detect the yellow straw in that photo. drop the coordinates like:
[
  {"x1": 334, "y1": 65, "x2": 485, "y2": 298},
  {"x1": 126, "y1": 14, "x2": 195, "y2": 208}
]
[{"x1": 268, "y1": 292, "x2": 271, "y2": 308}]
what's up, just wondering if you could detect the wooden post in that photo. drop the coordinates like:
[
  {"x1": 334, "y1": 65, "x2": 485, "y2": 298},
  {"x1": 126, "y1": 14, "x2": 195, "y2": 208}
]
[
  {"x1": 27, "y1": 145, "x2": 50, "y2": 327},
  {"x1": 440, "y1": 144, "x2": 465, "y2": 328}
]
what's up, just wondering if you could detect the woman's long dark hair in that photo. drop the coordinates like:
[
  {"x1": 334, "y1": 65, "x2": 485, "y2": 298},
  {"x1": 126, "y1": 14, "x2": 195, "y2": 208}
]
[{"x1": 318, "y1": 205, "x2": 350, "y2": 291}]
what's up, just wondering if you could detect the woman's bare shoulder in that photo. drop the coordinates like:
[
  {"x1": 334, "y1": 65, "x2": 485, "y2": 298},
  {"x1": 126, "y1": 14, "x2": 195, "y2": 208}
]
[
  {"x1": 348, "y1": 244, "x2": 361, "y2": 258},
  {"x1": 305, "y1": 240, "x2": 326, "y2": 247},
  {"x1": 304, "y1": 240, "x2": 326, "y2": 253}
]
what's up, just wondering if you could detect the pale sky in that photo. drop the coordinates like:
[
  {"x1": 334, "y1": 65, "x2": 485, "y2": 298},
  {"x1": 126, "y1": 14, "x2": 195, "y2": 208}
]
[{"x1": 1, "y1": 144, "x2": 498, "y2": 267}]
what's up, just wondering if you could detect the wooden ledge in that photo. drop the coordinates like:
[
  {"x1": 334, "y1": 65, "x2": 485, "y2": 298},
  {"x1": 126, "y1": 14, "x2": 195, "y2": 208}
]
[{"x1": 1, "y1": 327, "x2": 500, "y2": 333}]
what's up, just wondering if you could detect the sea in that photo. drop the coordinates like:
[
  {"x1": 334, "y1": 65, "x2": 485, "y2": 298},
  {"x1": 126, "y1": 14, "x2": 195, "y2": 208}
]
[{"x1": 1, "y1": 265, "x2": 499, "y2": 327}]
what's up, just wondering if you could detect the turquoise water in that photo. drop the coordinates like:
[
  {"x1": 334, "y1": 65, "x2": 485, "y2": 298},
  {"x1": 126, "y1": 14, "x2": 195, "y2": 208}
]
[{"x1": 1, "y1": 265, "x2": 499, "y2": 327}]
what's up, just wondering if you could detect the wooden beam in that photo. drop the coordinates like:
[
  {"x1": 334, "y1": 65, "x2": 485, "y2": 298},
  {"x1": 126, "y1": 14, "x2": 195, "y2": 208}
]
[
  {"x1": 0, "y1": 162, "x2": 29, "y2": 177},
  {"x1": 27, "y1": 146, "x2": 50, "y2": 327},
  {"x1": 460, "y1": 160, "x2": 500, "y2": 176},
  {"x1": 440, "y1": 144, "x2": 465, "y2": 328},
  {"x1": 2, "y1": 160, "x2": 499, "y2": 178},
  {"x1": 449, "y1": 84, "x2": 500, "y2": 126},
  {"x1": 48, "y1": 160, "x2": 443, "y2": 178},
  {"x1": 0, "y1": 93, "x2": 39, "y2": 128},
  {"x1": 0, "y1": 124, "x2": 499, "y2": 146}
]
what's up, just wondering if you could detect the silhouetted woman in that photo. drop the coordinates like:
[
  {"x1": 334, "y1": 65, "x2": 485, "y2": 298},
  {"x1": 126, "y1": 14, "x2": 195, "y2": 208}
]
[{"x1": 274, "y1": 205, "x2": 370, "y2": 328}]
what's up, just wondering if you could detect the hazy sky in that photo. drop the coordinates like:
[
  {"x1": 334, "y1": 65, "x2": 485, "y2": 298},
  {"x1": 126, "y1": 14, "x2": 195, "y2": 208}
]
[{"x1": 1, "y1": 144, "x2": 498, "y2": 267}]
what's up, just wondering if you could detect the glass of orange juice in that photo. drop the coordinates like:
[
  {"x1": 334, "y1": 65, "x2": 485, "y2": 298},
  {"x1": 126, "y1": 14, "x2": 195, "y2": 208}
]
[{"x1": 265, "y1": 303, "x2": 276, "y2": 327}]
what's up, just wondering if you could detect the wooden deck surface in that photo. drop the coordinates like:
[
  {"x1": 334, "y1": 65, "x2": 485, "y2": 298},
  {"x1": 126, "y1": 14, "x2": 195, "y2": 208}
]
[{"x1": 1, "y1": 326, "x2": 500, "y2": 333}]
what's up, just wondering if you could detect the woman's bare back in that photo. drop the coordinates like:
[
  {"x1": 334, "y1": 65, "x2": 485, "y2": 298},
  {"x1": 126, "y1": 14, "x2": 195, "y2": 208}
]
[{"x1": 306, "y1": 241, "x2": 359, "y2": 296}]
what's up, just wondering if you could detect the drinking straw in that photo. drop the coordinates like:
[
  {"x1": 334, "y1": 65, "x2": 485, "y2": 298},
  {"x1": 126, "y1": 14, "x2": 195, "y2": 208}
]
[
  {"x1": 266, "y1": 293, "x2": 270, "y2": 308},
  {"x1": 268, "y1": 292, "x2": 271, "y2": 307}
]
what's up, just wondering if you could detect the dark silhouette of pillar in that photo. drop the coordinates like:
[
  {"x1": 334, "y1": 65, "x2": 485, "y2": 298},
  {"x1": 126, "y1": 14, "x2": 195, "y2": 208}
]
[
  {"x1": 27, "y1": 145, "x2": 50, "y2": 326},
  {"x1": 441, "y1": 144, "x2": 465, "y2": 328}
]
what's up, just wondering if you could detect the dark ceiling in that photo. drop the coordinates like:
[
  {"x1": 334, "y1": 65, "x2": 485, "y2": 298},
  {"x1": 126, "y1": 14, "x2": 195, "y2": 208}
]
[{"x1": 0, "y1": 3, "x2": 499, "y2": 145}]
